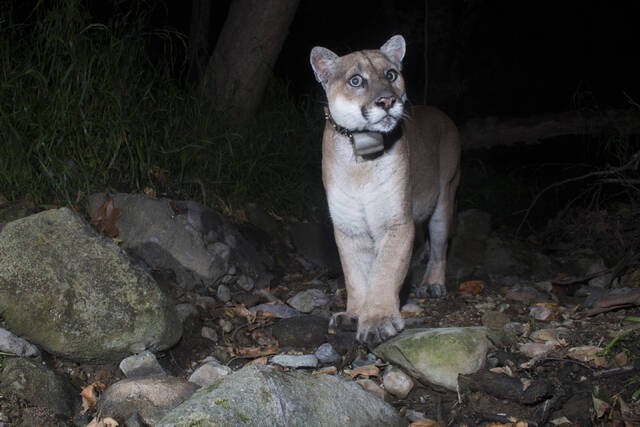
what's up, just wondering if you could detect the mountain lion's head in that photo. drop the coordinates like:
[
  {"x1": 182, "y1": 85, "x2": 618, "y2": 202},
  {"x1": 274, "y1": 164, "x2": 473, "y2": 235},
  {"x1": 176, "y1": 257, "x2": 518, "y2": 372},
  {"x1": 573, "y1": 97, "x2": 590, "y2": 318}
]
[{"x1": 310, "y1": 35, "x2": 407, "y2": 134}]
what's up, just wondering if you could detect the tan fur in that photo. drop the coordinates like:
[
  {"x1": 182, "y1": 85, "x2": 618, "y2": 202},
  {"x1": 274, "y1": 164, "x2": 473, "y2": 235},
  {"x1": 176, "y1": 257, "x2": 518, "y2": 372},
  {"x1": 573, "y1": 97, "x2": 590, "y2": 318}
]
[{"x1": 310, "y1": 36, "x2": 460, "y2": 346}]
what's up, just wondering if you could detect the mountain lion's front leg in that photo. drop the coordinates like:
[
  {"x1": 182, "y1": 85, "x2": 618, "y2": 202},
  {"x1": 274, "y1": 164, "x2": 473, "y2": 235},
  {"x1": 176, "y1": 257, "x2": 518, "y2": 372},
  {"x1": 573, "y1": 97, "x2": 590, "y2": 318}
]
[
  {"x1": 329, "y1": 228, "x2": 375, "y2": 333},
  {"x1": 357, "y1": 221, "x2": 414, "y2": 346}
]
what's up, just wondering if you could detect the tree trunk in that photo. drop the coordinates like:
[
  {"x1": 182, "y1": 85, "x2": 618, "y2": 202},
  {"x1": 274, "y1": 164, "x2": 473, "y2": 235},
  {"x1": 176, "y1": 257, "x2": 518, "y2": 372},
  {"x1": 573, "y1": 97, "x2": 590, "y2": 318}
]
[
  {"x1": 187, "y1": 0, "x2": 212, "y2": 85},
  {"x1": 460, "y1": 109, "x2": 640, "y2": 150},
  {"x1": 202, "y1": 0, "x2": 300, "y2": 114}
]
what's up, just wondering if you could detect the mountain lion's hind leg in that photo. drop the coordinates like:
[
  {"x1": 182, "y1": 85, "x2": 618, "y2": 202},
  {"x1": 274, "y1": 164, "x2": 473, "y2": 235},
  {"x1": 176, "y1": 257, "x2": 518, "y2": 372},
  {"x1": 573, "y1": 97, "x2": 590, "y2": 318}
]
[{"x1": 419, "y1": 181, "x2": 457, "y2": 298}]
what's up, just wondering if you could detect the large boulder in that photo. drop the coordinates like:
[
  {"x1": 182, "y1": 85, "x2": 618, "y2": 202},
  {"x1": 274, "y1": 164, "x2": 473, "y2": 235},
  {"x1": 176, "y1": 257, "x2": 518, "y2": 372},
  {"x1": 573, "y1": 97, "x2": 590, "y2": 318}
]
[
  {"x1": 0, "y1": 357, "x2": 79, "y2": 417},
  {"x1": 158, "y1": 365, "x2": 406, "y2": 426},
  {"x1": 374, "y1": 327, "x2": 498, "y2": 391},
  {"x1": 88, "y1": 193, "x2": 273, "y2": 290},
  {"x1": 0, "y1": 208, "x2": 181, "y2": 362}
]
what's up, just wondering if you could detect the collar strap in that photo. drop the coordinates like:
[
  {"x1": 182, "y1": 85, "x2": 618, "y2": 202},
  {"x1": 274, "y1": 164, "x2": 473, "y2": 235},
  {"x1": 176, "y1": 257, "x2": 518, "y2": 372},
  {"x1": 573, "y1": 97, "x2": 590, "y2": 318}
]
[{"x1": 324, "y1": 107, "x2": 353, "y2": 139}]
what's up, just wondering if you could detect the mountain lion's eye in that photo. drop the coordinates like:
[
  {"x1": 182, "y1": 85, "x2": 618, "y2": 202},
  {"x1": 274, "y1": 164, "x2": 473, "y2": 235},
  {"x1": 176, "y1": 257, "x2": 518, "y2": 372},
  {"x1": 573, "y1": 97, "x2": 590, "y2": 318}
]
[
  {"x1": 386, "y1": 69, "x2": 398, "y2": 82},
  {"x1": 348, "y1": 75, "x2": 363, "y2": 87}
]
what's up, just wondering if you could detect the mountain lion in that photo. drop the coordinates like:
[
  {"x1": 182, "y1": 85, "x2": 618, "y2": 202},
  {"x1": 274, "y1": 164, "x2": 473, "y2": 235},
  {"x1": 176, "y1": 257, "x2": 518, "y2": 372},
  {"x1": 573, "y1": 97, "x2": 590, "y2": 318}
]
[{"x1": 310, "y1": 35, "x2": 460, "y2": 346}]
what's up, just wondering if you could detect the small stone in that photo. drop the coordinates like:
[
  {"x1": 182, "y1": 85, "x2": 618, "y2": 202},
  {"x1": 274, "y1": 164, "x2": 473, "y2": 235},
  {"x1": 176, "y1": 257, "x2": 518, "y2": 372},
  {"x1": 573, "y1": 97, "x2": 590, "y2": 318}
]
[
  {"x1": 0, "y1": 327, "x2": 39, "y2": 357},
  {"x1": 237, "y1": 275, "x2": 255, "y2": 291},
  {"x1": 405, "y1": 409, "x2": 427, "y2": 422},
  {"x1": 518, "y1": 342, "x2": 555, "y2": 358},
  {"x1": 188, "y1": 361, "x2": 232, "y2": 387},
  {"x1": 356, "y1": 378, "x2": 388, "y2": 401},
  {"x1": 217, "y1": 318, "x2": 233, "y2": 333},
  {"x1": 382, "y1": 367, "x2": 414, "y2": 399},
  {"x1": 216, "y1": 285, "x2": 231, "y2": 302},
  {"x1": 315, "y1": 343, "x2": 341, "y2": 364},
  {"x1": 287, "y1": 289, "x2": 330, "y2": 313},
  {"x1": 270, "y1": 354, "x2": 318, "y2": 368},
  {"x1": 175, "y1": 304, "x2": 199, "y2": 323},
  {"x1": 233, "y1": 291, "x2": 260, "y2": 307},
  {"x1": 119, "y1": 350, "x2": 167, "y2": 377},
  {"x1": 481, "y1": 311, "x2": 511, "y2": 329},
  {"x1": 400, "y1": 303, "x2": 423, "y2": 316},
  {"x1": 201, "y1": 327, "x2": 218, "y2": 342},
  {"x1": 504, "y1": 322, "x2": 525, "y2": 336},
  {"x1": 250, "y1": 303, "x2": 300, "y2": 319},
  {"x1": 529, "y1": 305, "x2": 553, "y2": 321}
]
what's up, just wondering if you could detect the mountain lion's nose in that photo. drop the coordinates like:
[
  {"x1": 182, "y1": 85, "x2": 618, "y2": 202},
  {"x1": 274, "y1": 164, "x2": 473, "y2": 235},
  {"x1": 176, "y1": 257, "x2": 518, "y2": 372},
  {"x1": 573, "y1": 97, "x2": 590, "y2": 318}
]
[{"x1": 376, "y1": 96, "x2": 396, "y2": 111}]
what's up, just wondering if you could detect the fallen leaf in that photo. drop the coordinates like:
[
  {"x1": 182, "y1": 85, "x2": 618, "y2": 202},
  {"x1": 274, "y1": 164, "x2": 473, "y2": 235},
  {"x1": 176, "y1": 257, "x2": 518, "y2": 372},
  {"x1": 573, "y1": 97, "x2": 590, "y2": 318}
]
[
  {"x1": 409, "y1": 419, "x2": 442, "y2": 427},
  {"x1": 234, "y1": 305, "x2": 256, "y2": 323},
  {"x1": 234, "y1": 343, "x2": 279, "y2": 358},
  {"x1": 592, "y1": 395, "x2": 610, "y2": 418},
  {"x1": 251, "y1": 329, "x2": 278, "y2": 347},
  {"x1": 87, "y1": 417, "x2": 119, "y2": 427},
  {"x1": 549, "y1": 416, "x2": 572, "y2": 425},
  {"x1": 567, "y1": 346, "x2": 603, "y2": 362},
  {"x1": 80, "y1": 381, "x2": 106, "y2": 413},
  {"x1": 457, "y1": 280, "x2": 485, "y2": 294},
  {"x1": 348, "y1": 364, "x2": 380, "y2": 379},
  {"x1": 490, "y1": 366, "x2": 514, "y2": 377},
  {"x1": 90, "y1": 198, "x2": 121, "y2": 238},
  {"x1": 243, "y1": 356, "x2": 269, "y2": 367},
  {"x1": 313, "y1": 366, "x2": 338, "y2": 375}
]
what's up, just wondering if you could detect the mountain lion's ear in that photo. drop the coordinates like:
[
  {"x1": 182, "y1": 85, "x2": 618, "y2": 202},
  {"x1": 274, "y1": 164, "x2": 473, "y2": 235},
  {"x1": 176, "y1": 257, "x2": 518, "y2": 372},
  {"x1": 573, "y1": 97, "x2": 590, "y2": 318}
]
[
  {"x1": 380, "y1": 35, "x2": 406, "y2": 68},
  {"x1": 310, "y1": 47, "x2": 338, "y2": 88}
]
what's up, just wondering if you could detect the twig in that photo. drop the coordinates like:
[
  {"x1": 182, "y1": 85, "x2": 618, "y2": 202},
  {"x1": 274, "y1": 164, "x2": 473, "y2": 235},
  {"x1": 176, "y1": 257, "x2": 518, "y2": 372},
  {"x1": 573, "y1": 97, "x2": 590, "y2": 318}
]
[
  {"x1": 592, "y1": 365, "x2": 636, "y2": 378},
  {"x1": 516, "y1": 150, "x2": 640, "y2": 237}
]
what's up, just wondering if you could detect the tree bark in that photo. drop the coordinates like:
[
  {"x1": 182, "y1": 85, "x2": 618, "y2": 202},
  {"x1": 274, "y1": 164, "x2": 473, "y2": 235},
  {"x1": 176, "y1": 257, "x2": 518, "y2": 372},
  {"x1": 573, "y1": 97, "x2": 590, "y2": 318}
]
[
  {"x1": 187, "y1": 0, "x2": 212, "y2": 85},
  {"x1": 460, "y1": 109, "x2": 640, "y2": 150},
  {"x1": 202, "y1": 0, "x2": 300, "y2": 114}
]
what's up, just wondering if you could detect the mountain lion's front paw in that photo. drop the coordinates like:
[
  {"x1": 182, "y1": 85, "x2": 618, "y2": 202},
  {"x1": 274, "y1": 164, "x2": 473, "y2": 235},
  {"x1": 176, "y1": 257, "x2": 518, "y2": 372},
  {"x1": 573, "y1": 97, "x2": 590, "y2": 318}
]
[
  {"x1": 328, "y1": 311, "x2": 358, "y2": 333},
  {"x1": 416, "y1": 283, "x2": 447, "y2": 299},
  {"x1": 356, "y1": 312, "x2": 405, "y2": 347}
]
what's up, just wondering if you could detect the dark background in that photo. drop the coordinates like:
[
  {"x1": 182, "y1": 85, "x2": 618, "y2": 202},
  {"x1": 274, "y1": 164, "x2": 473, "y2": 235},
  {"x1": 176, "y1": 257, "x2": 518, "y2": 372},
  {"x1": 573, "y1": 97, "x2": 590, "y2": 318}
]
[{"x1": 149, "y1": 0, "x2": 639, "y2": 119}]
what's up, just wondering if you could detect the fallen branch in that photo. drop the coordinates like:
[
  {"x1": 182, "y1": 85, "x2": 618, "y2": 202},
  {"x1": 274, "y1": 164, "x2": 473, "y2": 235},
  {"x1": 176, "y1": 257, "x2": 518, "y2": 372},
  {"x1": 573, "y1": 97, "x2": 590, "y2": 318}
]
[
  {"x1": 516, "y1": 150, "x2": 640, "y2": 237},
  {"x1": 584, "y1": 288, "x2": 640, "y2": 316}
]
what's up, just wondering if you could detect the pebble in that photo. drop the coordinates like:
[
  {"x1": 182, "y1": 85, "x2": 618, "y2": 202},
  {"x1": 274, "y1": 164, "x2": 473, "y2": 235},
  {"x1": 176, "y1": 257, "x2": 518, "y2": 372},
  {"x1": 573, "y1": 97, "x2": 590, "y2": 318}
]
[
  {"x1": 0, "y1": 327, "x2": 39, "y2": 357},
  {"x1": 481, "y1": 311, "x2": 511, "y2": 329},
  {"x1": 236, "y1": 275, "x2": 255, "y2": 291},
  {"x1": 286, "y1": 289, "x2": 329, "y2": 313},
  {"x1": 250, "y1": 303, "x2": 300, "y2": 319},
  {"x1": 382, "y1": 367, "x2": 414, "y2": 399},
  {"x1": 216, "y1": 285, "x2": 231, "y2": 302},
  {"x1": 518, "y1": 342, "x2": 555, "y2": 358},
  {"x1": 315, "y1": 343, "x2": 341, "y2": 364},
  {"x1": 270, "y1": 354, "x2": 319, "y2": 368},
  {"x1": 201, "y1": 326, "x2": 218, "y2": 342},
  {"x1": 188, "y1": 361, "x2": 232, "y2": 387},
  {"x1": 119, "y1": 350, "x2": 166, "y2": 377},
  {"x1": 529, "y1": 305, "x2": 553, "y2": 321}
]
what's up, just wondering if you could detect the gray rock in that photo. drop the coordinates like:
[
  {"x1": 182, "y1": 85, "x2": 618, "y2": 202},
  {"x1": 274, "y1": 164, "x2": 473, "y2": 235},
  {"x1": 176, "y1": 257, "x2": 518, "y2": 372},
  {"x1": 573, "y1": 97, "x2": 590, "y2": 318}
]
[
  {"x1": 0, "y1": 357, "x2": 78, "y2": 417},
  {"x1": 271, "y1": 354, "x2": 318, "y2": 368},
  {"x1": 374, "y1": 327, "x2": 497, "y2": 391},
  {"x1": 175, "y1": 303, "x2": 199, "y2": 323},
  {"x1": 188, "y1": 361, "x2": 232, "y2": 387},
  {"x1": 0, "y1": 208, "x2": 181, "y2": 362},
  {"x1": 315, "y1": 343, "x2": 341, "y2": 364},
  {"x1": 529, "y1": 305, "x2": 553, "y2": 321},
  {"x1": 120, "y1": 351, "x2": 167, "y2": 377},
  {"x1": 287, "y1": 289, "x2": 330, "y2": 313},
  {"x1": 382, "y1": 367, "x2": 414, "y2": 399},
  {"x1": 216, "y1": 284, "x2": 231, "y2": 302},
  {"x1": 98, "y1": 376, "x2": 199, "y2": 426},
  {"x1": 157, "y1": 365, "x2": 405, "y2": 426},
  {"x1": 481, "y1": 311, "x2": 511, "y2": 329},
  {"x1": 250, "y1": 303, "x2": 300, "y2": 319},
  {"x1": 269, "y1": 315, "x2": 329, "y2": 350},
  {"x1": 288, "y1": 222, "x2": 341, "y2": 272},
  {"x1": 0, "y1": 327, "x2": 39, "y2": 357},
  {"x1": 87, "y1": 194, "x2": 273, "y2": 291}
]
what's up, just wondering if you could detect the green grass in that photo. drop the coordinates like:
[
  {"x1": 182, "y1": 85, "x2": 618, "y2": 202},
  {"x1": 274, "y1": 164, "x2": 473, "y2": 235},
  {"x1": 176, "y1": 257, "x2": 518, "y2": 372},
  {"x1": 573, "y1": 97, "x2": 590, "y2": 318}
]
[{"x1": 0, "y1": 0, "x2": 323, "y2": 218}]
